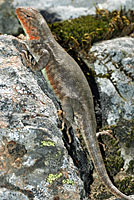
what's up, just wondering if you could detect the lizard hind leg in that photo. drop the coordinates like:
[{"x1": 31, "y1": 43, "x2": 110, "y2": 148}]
[
  {"x1": 61, "y1": 97, "x2": 83, "y2": 143},
  {"x1": 62, "y1": 97, "x2": 75, "y2": 125},
  {"x1": 61, "y1": 97, "x2": 75, "y2": 143}
]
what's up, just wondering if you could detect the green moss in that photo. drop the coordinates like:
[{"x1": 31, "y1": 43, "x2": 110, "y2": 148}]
[
  {"x1": 99, "y1": 120, "x2": 134, "y2": 177},
  {"x1": 96, "y1": 72, "x2": 112, "y2": 79},
  {"x1": 41, "y1": 140, "x2": 55, "y2": 147},
  {"x1": 125, "y1": 128, "x2": 134, "y2": 148},
  {"x1": 127, "y1": 160, "x2": 134, "y2": 174},
  {"x1": 101, "y1": 134, "x2": 124, "y2": 177},
  {"x1": 114, "y1": 119, "x2": 134, "y2": 148},
  {"x1": 115, "y1": 177, "x2": 134, "y2": 195},
  {"x1": 105, "y1": 153, "x2": 124, "y2": 176},
  {"x1": 49, "y1": 14, "x2": 109, "y2": 51},
  {"x1": 98, "y1": 120, "x2": 134, "y2": 196},
  {"x1": 49, "y1": 8, "x2": 134, "y2": 54}
]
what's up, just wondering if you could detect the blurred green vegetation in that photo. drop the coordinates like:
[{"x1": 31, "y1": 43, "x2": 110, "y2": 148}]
[{"x1": 49, "y1": 7, "x2": 134, "y2": 53}]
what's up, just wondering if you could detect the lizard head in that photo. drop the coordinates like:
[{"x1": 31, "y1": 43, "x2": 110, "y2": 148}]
[
  {"x1": 16, "y1": 7, "x2": 42, "y2": 40},
  {"x1": 16, "y1": 7, "x2": 52, "y2": 41}
]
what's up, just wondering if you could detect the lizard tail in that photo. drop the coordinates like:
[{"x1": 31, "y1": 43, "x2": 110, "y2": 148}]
[{"x1": 81, "y1": 117, "x2": 133, "y2": 200}]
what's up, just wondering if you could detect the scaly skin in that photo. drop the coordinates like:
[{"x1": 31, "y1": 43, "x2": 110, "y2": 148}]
[{"x1": 16, "y1": 7, "x2": 133, "y2": 200}]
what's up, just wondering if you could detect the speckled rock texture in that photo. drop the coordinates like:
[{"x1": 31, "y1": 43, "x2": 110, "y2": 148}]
[
  {"x1": 0, "y1": 33, "x2": 134, "y2": 199},
  {"x1": 0, "y1": 0, "x2": 20, "y2": 35},
  {"x1": 77, "y1": 36, "x2": 134, "y2": 199},
  {"x1": 85, "y1": 36, "x2": 134, "y2": 170},
  {"x1": 0, "y1": 35, "x2": 86, "y2": 200},
  {"x1": 90, "y1": 37, "x2": 133, "y2": 126}
]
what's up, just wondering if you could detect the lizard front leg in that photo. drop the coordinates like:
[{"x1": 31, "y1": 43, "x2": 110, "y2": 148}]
[
  {"x1": 21, "y1": 42, "x2": 50, "y2": 72},
  {"x1": 30, "y1": 48, "x2": 50, "y2": 71}
]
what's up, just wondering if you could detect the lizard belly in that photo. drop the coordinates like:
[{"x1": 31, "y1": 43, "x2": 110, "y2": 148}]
[{"x1": 44, "y1": 63, "x2": 66, "y2": 100}]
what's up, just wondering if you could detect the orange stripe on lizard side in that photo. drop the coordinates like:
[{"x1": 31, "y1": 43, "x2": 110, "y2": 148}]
[{"x1": 45, "y1": 64, "x2": 63, "y2": 99}]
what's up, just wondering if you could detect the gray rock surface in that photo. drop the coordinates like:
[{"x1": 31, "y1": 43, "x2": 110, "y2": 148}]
[
  {"x1": 0, "y1": 35, "x2": 85, "y2": 200},
  {"x1": 98, "y1": 0, "x2": 134, "y2": 12},
  {"x1": 84, "y1": 36, "x2": 134, "y2": 170},
  {"x1": 13, "y1": 0, "x2": 134, "y2": 20},
  {"x1": 89, "y1": 37, "x2": 134, "y2": 126},
  {"x1": 0, "y1": 0, "x2": 21, "y2": 35}
]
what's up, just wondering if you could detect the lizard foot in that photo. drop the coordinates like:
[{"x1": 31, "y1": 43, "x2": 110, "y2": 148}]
[
  {"x1": 96, "y1": 130, "x2": 115, "y2": 139},
  {"x1": 96, "y1": 130, "x2": 116, "y2": 151},
  {"x1": 66, "y1": 128, "x2": 72, "y2": 144},
  {"x1": 57, "y1": 110, "x2": 72, "y2": 143},
  {"x1": 21, "y1": 49, "x2": 35, "y2": 70}
]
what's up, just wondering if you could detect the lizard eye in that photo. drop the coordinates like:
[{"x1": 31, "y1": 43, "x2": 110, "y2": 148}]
[{"x1": 26, "y1": 14, "x2": 31, "y2": 18}]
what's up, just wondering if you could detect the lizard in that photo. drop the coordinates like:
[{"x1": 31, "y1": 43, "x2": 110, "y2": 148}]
[{"x1": 16, "y1": 7, "x2": 133, "y2": 200}]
